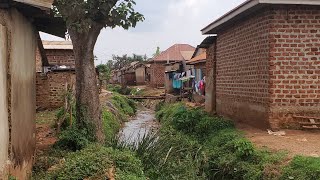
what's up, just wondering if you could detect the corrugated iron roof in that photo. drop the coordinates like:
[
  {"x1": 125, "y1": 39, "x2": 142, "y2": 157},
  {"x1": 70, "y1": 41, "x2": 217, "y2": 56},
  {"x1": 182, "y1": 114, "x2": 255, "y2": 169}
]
[
  {"x1": 151, "y1": 44, "x2": 195, "y2": 62},
  {"x1": 42, "y1": 41, "x2": 73, "y2": 50},
  {"x1": 13, "y1": 0, "x2": 54, "y2": 9},
  {"x1": 187, "y1": 52, "x2": 206, "y2": 65}
]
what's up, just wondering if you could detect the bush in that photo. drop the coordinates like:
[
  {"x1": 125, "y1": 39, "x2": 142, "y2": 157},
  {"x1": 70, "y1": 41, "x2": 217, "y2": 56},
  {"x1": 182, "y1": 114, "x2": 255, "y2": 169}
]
[
  {"x1": 281, "y1": 156, "x2": 320, "y2": 180},
  {"x1": 107, "y1": 85, "x2": 136, "y2": 95},
  {"x1": 111, "y1": 94, "x2": 136, "y2": 118},
  {"x1": 151, "y1": 103, "x2": 286, "y2": 180},
  {"x1": 102, "y1": 108, "x2": 121, "y2": 144},
  {"x1": 136, "y1": 130, "x2": 205, "y2": 180},
  {"x1": 48, "y1": 144, "x2": 146, "y2": 180},
  {"x1": 53, "y1": 125, "x2": 93, "y2": 151}
]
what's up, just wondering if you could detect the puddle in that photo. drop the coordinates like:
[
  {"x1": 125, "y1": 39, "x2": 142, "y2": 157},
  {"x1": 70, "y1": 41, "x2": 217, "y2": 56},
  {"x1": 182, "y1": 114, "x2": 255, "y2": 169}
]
[{"x1": 119, "y1": 107, "x2": 159, "y2": 145}]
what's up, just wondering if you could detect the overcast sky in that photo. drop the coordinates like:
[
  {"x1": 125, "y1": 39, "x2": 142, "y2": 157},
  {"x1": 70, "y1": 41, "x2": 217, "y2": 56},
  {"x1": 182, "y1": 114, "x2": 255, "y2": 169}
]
[{"x1": 41, "y1": 0, "x2": 245, "y2": 64}]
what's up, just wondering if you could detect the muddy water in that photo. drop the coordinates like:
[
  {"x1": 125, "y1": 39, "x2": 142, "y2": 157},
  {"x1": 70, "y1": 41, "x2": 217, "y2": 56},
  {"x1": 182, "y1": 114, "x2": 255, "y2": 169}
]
[{"x1": 119, "y1": 106, "x2": 159, "y2": 145}]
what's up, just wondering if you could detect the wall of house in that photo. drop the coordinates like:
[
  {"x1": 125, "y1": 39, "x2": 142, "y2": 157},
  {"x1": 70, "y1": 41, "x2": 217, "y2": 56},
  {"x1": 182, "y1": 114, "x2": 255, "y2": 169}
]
[
  {"x1": 193, "y1": 62, "x2": 206, "y2": 76},
  {"x1": 150, "y1": 62, "x2": 165, "y2": 87},
  {"x1": 205, "y1": 43, "x2": 216, "y2": 114},
  {"x1": 135, "y1": 67, "x2": 146, "y2": 85},
  {"x1": 0, "y1": 23, "x2": 9, "y2": 179},
  {"x1": 36, "y1": 71, "x2": 76, "y2": 110},
  {"x1": 36, "y1": 73, "x2": 50, "y2": 110},
  {"x1": 4, "y1": 9, "x2": 37, "y2": 179},
  {"x1": 214, "y1": 9, "x2": 271, "y2": 129},
  {"x1": 268, "y1": 5, "x2": 320, "y2": 128},
  {"x1": 124, "y1": 72, "x2": 136, "y2": 86},
  {"x1": 45, "y1": 49, "x2": 75, "y2": 66}
]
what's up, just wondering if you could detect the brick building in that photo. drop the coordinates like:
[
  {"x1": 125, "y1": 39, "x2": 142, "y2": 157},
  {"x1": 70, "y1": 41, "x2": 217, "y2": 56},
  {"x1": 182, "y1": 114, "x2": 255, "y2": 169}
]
[
  {"x1": 149, "y1": 44, "x2": 195, "y2": 87},
  {"x1": 36, "y1": 41, "x2": 76, "y2": 110},
  {"x1": 202, "y1": 0, "x2": 320, "y2": 129}
]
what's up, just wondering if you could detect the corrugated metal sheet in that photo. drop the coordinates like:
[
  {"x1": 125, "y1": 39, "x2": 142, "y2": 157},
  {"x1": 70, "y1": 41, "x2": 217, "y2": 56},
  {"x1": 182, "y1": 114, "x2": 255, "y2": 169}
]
[
  {"x1": 42, "y1": 41, "x2": 73, "y2": 50},
  {"x1": 14, "y1": 0, "x2": 53, "y2": 9}
]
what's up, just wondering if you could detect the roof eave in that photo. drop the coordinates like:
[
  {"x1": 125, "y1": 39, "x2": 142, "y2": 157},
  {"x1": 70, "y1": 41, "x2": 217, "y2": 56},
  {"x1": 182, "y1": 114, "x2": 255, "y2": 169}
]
[
  {"x1": 201, "y1": 0, "x2": 320, "y2": 35},
  {"x1": 13, "y1": 0, "x2": 53, "y2": 9}
]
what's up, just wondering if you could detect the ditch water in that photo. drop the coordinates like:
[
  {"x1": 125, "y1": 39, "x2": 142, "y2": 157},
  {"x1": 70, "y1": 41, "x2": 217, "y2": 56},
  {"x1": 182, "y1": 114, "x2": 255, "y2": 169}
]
[{"x1": 119, "y1": 106, "x2": 159, "y2": 145}]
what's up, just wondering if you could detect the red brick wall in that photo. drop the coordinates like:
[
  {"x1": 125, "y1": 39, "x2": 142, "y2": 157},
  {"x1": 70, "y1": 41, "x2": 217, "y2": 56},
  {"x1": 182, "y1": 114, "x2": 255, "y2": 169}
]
[
  {"x1": 268, "y1": 5, "x2": 320, "y2": 128},
  {"x1": 36, "y1": 71, "x2": 76, "y2": 110},
  {"x1": 36, "y1": 73, "x2": 50, "y2": 110},
  {"x1": 150, "y1": 62, "x2": 165, "y2": 87},
  {"x1": 215, "y1": 9, "x2": 271, "y2": 128},
  {"x1": 45, "y1": 49, "x2": 75, "y2": 66}
]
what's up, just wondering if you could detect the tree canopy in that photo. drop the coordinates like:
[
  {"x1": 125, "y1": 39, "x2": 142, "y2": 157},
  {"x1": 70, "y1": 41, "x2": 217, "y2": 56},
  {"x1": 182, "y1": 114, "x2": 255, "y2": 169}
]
[
  {"x1": 53, "y1": 0, "x2": 144, "y2": 33},
  {"x1": 53, "y1": 0, "x2": 145, "y2": 143},
  {"x1": 108, "y1": 53, "x2": 148, "y2": 70}
]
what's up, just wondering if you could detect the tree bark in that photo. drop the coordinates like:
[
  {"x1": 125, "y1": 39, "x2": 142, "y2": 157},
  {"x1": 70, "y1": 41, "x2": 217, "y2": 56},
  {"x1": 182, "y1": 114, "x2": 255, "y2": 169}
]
[{"x1": 69, "y1": 27, "x2": 105, "y2": 143}]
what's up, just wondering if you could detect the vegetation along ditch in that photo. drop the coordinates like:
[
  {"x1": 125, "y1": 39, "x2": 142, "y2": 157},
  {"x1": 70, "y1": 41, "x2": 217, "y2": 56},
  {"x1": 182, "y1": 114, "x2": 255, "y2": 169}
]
[{"x1": 32, "y1": 85, "x2": 320, "y2": 180}]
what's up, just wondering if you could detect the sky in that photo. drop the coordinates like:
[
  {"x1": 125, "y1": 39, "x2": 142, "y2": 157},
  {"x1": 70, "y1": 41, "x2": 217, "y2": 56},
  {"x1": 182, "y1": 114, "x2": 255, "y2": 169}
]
[{"x1": 40, "y1": 0, "x2": 245, "y2": 65}]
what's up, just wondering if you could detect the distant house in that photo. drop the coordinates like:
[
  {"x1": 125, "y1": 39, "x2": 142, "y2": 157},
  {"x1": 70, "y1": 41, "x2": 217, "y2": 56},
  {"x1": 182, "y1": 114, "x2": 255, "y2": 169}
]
[
  {"x1": 202, "y1": 0, "x2": 320, "y2": 129},
  {"x1": 135, "y1": 62, "x2": 148, "y2": 85},
  {"x1": 0, "y1": 0, "x2": 66, "y2": 179},
  {"x1": 149, "y1": 44, "x2": 195, "y2": 88}
]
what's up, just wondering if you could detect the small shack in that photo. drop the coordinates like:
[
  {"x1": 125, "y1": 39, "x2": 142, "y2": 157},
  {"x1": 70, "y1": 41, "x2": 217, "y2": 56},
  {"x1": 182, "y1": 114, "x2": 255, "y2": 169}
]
[
  {"x1": 0, "y1": 0, "x2": 66, "y2": 179},
  {"x1": 149, "y1": 44, "x2": 195, "y2": 88},
  {"x1": 36, "y1": 41, "x2": 76, "y2": 110}
]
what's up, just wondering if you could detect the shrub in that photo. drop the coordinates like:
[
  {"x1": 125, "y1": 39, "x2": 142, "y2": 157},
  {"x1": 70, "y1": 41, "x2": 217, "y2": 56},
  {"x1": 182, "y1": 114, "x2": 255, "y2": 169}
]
[
  {"x1": 281, "y1": 156, "x2": 320, "y2": 180},
  {"x1": 136, "y1": 130, "x2": 205, "y2": 180},
  {"x1": 54, "y1": 124, "x2": 95, "y2": 151},
  {"x1": 48, "y1": 144, "x2": 146, "y2": 180},
  {"x1": 153, "y1": 103, "x2": 286, "y2": 180},
  {"x1": 111, "y1": 94, "x2": 136, "y2": 119},
  {"x1": 107, "y1": 84, "x2": 136, "y2": 95},
  {"x1": 102, "y1": 108, "x2": 121, "y2": 144}
]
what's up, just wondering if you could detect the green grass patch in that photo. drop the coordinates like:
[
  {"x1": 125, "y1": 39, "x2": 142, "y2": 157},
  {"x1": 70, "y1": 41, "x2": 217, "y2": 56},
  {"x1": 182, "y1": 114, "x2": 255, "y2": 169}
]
[
  {"x1": 34, "y1": 144, "x2": 146, "y2": 180},
  {"x1": 131, "y1": 103, "x2": 288, "y2": 180},
  {"x1": 281, "y1": 156, "x2": 320, "y2": 180},
  {"x1": 111, "y1": 94, "x2": 137, "y2": 119},
  {"x1": 36, "y1": 110, "x2": 59, "y2": 126},
  {"x1": 102, "y1": 108, "x2": 121, "y2": 144}
]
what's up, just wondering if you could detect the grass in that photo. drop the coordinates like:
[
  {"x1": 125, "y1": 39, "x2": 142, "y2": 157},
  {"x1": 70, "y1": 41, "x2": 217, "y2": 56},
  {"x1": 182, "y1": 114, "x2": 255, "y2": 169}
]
[
  {"x1": 280, "y1": 156, "x2": 320, "y2": 180},
  {"x1": 33, "y1": 93, "x2": 139, "y2": 179},
  {"x1": 36, "y1": 110, "x2": 58, "y2": 125},
  {"x1": 128, "y1": 103, "x2": 289, "y2": 180}
]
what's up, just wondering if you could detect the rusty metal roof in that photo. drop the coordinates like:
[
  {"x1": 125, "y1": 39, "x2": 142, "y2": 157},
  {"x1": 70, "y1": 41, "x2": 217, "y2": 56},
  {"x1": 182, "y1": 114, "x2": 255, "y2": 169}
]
[
  {"x1": 151, "y1": 44, "x2": 195, "y2": 62},
  {"x1": 13, "y1": 0, "x2": 54, "y2": 9},
  {"x1": 42, "y1": 41, "x2": 73, "y2": 50},
  {"x1": 1, "y1": 0, "x2": 67, "y2": 38}
]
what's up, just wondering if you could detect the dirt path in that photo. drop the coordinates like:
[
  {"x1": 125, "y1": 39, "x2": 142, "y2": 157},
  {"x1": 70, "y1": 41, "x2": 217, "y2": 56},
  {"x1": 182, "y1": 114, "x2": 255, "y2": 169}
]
[
  {"x1": 239, "y1": 125, "x2": 320, "y2": 157},
  {"x1": 35, "y1": 110, "x2": 58, "y2": 156}
]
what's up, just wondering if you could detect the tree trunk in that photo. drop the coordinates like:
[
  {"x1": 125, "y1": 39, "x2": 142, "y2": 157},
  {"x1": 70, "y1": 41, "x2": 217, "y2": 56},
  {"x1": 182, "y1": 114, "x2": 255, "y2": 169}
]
[{"x1": 69, "y1": 28, "x2": 105, "y2": 143}]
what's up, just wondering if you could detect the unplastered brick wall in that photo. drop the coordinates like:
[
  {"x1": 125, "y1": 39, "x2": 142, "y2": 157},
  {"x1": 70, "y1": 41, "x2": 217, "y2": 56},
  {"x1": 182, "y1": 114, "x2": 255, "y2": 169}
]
[
  {"x1": 215, "y1": 9, "x2": 271, "y2": 128},
  {"x1": 45, "y1": 49, "x2": 75, "y2": 66},
  {"x1": 36, "y1": 71, "x2": 76, "y2": 109},
  {"x1": 36, "y1": 73, "x2": 50, "y2": 109},
  {"x1": 268, "y1": 5, "x2": 320, "y2": 128},
  {"x1": 150, "y1": 62, "x2": 165, "y2": 87}
]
